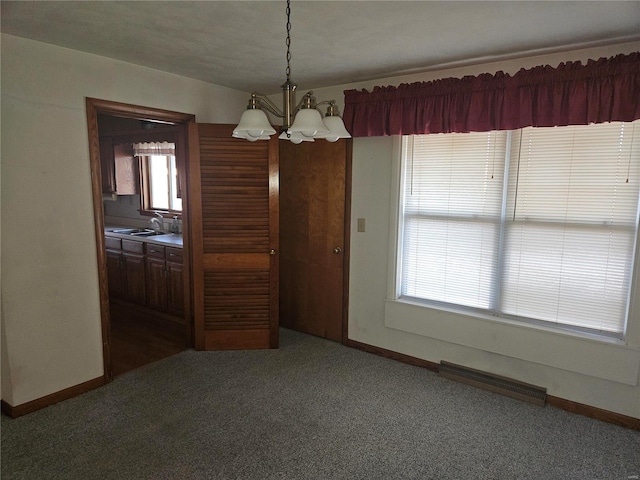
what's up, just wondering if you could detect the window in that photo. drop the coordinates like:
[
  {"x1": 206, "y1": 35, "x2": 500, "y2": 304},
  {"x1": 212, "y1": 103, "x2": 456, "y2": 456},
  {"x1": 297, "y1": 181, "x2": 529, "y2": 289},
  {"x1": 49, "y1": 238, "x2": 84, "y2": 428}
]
[
  {"x1": 399, "y1": 121, "x2": 640, "y2": 337},
  {"x1": 134, "y1": 142, "x2": 182, "y2": 215},
  {"x1": 141, "y1": 154, "x2": 182, "y2": 212}
]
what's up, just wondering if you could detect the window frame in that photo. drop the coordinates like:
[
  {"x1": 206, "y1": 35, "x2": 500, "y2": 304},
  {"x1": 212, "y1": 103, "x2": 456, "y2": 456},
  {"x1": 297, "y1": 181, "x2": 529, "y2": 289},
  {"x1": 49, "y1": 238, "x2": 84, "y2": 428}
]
[{"x1": 390, "y1": 123, "x2": 640, "y2": 342}]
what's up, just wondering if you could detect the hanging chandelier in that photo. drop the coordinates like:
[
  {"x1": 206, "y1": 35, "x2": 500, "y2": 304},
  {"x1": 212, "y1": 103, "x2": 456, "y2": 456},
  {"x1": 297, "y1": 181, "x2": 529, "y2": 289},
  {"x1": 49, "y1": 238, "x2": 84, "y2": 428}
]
[{"x1": 232, "y1": 0, "x2": 351, "y2": 144}]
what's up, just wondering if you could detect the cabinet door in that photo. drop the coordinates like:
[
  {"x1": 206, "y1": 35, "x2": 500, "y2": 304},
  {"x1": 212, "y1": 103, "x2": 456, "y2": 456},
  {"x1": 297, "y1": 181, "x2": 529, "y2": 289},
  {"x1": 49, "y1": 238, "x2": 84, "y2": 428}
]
[
  {"x1": 113, "y1": 143, "x2": 139, "y2": 195},
  {"x1": 166, "y1": 261, "x2": 184, "y2": 316},
  {"x1": 105, "y1": 249, "x2": 125, "y2": 298},
  {"x1": 100, "y1": 137, "x2": 116, "y2": 194},
  {"x1": 123, "y1": 253, "x2": 146, "y2": 304},
  {"x1": 146, "y1": 256, "x2": 167, "y2": 311}
]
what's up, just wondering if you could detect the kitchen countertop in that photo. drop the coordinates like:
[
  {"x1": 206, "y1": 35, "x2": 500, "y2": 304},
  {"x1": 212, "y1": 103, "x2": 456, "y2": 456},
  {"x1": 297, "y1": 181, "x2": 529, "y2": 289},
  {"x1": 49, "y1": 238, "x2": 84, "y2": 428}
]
[{"x1": 105, "y1": 227, "x2": 183, "y2": 247}]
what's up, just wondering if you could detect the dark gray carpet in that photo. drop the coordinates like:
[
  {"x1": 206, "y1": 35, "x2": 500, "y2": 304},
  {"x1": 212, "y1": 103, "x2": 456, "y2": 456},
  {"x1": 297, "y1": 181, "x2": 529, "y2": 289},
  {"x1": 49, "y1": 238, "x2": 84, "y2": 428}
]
[{"x1": 2, "y1": 328, "x2": 639, "y2": 479}]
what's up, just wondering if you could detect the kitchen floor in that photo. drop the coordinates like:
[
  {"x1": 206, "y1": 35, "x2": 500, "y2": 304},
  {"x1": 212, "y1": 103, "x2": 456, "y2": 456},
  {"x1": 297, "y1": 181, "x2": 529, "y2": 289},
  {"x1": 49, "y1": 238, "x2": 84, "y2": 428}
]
[{"x1": 109, "y1": 302, "x2": 188, "y2": 377}]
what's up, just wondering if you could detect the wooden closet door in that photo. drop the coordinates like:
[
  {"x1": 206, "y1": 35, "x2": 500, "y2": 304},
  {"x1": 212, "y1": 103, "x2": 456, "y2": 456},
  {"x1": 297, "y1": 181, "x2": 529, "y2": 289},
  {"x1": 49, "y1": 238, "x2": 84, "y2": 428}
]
[
  {"x1": 188, "y1": 124, "x2": 279, "y2": 350},
  {"x1": 279, "y1": 139, "x2": 350, "y2": 342}
]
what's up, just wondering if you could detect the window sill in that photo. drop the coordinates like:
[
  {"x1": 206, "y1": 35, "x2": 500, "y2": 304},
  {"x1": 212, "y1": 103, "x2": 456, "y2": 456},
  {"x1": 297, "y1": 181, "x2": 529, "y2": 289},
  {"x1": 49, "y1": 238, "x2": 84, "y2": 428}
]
[{"x1": 384, "y1": 298, "x2": 640, "y2": 386}]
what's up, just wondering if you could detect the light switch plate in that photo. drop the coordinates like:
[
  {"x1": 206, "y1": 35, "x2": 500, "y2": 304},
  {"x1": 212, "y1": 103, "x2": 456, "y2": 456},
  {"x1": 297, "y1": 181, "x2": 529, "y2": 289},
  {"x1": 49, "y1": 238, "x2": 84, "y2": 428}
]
[{"x1": 357, "y1": 218, "x2": 366, "y2": 232}]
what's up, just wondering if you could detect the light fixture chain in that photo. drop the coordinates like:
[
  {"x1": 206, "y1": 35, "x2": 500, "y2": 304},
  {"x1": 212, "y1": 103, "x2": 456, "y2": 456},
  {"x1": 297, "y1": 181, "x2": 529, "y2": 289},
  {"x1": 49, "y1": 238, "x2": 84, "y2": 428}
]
[{"x1": 285, "y1": 0, "x2": 291, "y2": 81}]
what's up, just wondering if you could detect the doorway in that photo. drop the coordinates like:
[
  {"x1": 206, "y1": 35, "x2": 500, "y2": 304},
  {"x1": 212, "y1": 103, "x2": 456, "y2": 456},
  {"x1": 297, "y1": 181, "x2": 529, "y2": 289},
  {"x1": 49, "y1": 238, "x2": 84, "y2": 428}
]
[{"x1": 86, "y1": 98, "x2": 195, "y2": 380}]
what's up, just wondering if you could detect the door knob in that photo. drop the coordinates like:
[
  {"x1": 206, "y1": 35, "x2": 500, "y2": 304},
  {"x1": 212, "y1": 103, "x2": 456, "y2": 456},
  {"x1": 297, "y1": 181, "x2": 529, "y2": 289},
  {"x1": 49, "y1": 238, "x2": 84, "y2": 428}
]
[
  {"x1": 333, "y1": 247, "x2": 342, "y2": 254},
  {"x1": 270, "y1": 249, "x2": 277, "y2": 256}
]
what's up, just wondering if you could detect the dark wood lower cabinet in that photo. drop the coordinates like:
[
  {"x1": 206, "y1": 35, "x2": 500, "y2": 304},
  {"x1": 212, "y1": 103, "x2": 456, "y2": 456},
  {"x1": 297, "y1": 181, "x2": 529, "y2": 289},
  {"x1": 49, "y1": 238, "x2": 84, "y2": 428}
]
[
  {"x1": 105, "y1": 236, "x2": 184, "y2": 318},
  {"x1": 122, "y1": 252, "x2": 146, "y2": 304},
  {"x1": 145, "y1": 245, "x2": 184, "y2": 317},
  {"x1": 106, "y1": 248, "x2": 126, "y2": 298},
  {"x1": 145, "y1": 256, "x2": 167, "y2": 311},
  {"x1": 166, "y1": 260, "x2": 184, "y2": 316},
  {"x1": 105, "y1": 238, "x2": 145, "y2": 303}
]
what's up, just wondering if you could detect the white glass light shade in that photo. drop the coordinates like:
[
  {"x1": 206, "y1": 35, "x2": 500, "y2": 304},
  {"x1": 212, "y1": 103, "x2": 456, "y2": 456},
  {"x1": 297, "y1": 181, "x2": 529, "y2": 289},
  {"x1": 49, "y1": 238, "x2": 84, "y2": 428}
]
[
  {"x1": 233, "y1": 131, "x2": 271, "y2": 142},
  {"x1": 289, "y1": 109, "x2": 329, "y2": 137},
  {"x1": 320, "y1": 116, "x2": 352, "y2": 142},
  {"x1": 233, "y1": 109, "x2": 276, "y2": 138},
  {"x1": 279, "y1": 130, "x2": 314, "y2": 144}
]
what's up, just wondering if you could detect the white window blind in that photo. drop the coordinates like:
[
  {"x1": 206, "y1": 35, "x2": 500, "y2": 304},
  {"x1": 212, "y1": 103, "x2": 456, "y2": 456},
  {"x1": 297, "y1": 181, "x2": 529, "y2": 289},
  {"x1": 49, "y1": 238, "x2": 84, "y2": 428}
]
[
  {"x1": 502, "y1": 123, "x2": 640, "y2": 333},
  {"x1": 401, "y1": 132, "x2": 507, "y2": 309},
  {"x1": 400, "y1": 121, "x2": 640, "y2": 336}
]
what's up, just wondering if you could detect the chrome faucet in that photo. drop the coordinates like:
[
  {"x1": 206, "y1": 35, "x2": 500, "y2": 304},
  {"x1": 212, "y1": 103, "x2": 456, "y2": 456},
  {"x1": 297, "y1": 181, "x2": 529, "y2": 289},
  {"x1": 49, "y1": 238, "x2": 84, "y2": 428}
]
[{"x1": 149, "y1": 212, "x2": 163, "y2": 231}]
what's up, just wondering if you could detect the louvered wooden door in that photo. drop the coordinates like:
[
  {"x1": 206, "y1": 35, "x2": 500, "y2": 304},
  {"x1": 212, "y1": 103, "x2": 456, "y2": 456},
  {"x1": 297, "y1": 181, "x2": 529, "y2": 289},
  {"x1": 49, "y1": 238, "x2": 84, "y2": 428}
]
[{"x1": 188, "y1": 124, "x2": 279, "y2": 350}]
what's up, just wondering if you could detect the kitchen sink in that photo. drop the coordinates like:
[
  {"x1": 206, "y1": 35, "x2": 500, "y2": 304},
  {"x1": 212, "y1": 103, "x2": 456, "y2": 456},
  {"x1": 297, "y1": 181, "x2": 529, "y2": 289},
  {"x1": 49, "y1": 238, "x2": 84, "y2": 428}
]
[
  {"x1": 130, "y1": 230, "x2": 169, "y2": 237},
  {"x1": 111, "y1": 228, "x2": 143, "y2": 234},
  {"x1": 110, "y1": 228, "x2": 169, "y2": 237}
]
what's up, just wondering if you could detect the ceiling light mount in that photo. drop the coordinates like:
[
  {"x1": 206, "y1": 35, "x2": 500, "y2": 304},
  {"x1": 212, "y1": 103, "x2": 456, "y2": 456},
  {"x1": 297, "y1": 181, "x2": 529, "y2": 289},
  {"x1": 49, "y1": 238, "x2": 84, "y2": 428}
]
[{"x1": 233, "y1": 0, "x2": 351, "y2": 143}]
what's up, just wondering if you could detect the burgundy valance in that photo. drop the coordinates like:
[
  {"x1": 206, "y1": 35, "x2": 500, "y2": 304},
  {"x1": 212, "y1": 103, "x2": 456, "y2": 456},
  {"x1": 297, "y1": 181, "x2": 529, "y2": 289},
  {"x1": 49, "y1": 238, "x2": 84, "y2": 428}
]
[{"x1": 343, "y1": 52, "x2": 640, "y2": 137}]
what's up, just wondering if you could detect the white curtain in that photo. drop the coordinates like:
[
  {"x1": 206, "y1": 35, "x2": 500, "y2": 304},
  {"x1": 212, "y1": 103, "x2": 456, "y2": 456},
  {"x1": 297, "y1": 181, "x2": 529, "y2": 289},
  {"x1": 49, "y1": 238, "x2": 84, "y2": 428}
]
[{"x1": 132, "y1": 141, "x2": 175, "y2": 156}]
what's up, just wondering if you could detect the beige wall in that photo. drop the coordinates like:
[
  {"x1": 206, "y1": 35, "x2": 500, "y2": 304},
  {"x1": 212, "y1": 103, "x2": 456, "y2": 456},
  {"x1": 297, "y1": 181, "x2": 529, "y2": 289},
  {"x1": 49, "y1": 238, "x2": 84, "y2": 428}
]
[
  {"x1": 0, "y1": 34, "x2": 248, "y2": 406},
  {"x1": 310, "y1": 41, "x2": 640, "y2": 418}
]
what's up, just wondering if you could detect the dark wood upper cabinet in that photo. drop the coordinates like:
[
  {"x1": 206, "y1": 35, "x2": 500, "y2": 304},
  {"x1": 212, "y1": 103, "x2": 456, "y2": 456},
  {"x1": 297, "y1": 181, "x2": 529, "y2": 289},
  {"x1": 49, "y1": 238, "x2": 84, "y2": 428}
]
[
  {"x1": 99, "y1": 137, "x2": 139, "y2": 195},
  {"x1": 113, "y1": 143, "x2": 139, "y2": 195},
  {"x1": 99, "y1": 137, "x2": 117, "y2": 194}
]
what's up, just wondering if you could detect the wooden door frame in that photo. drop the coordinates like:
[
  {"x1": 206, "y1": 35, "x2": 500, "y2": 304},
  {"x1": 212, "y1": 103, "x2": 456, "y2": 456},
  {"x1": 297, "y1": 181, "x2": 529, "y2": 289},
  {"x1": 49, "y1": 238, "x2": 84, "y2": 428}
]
[{"x1": 85, "y1": 98, "x2": 195, "y2": 381}]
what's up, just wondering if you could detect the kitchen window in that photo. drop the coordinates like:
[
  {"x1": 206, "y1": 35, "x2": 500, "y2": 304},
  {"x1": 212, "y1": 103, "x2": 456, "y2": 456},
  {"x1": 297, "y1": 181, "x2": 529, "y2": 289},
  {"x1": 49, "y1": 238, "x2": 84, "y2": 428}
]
[
  {"x1": 397, "y1": 121, "x2": 640, "y2": 338},
  {"x1": 134, "y1": 142, "x2": 182, "y2": 215}
]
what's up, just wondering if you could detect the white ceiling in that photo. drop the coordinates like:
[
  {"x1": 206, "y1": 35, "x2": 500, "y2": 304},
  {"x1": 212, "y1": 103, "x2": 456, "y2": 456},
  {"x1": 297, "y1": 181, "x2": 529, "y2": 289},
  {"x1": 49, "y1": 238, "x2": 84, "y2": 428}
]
[{"x1": 2, "y1": 1, "x2": 639, "y2": 94}]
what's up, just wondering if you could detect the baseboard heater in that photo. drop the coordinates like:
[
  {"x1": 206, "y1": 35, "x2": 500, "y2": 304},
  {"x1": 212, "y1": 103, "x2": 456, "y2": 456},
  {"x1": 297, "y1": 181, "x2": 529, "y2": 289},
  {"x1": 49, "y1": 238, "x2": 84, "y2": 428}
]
[{"x1": 439, "y1": 361, "x2": 547, "y2": 406}]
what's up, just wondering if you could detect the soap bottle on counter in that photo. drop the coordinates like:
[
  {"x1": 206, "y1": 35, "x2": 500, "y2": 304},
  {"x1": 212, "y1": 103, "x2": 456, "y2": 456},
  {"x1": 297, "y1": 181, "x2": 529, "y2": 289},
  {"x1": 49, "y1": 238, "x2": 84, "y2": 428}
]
[{"x1": 170, "y1": 216, "x2": 180, "y2": 234}]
